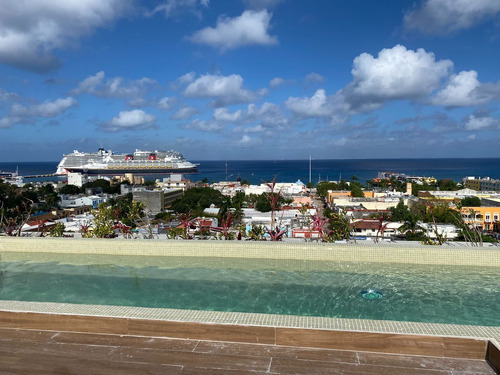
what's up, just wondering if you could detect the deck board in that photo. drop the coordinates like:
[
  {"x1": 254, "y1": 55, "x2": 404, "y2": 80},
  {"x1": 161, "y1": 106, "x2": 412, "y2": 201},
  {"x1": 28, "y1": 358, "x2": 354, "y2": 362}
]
[{"x1": 0, "y1": 328, "x2": 496, "y2": 375}]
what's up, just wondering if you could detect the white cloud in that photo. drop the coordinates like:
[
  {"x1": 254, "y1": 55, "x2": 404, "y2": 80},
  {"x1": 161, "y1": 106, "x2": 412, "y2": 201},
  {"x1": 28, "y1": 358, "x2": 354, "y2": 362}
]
[
  {"x1": 0, "y1": 0, "x2": 131, "y2": 72},
  {"x1": 184, "y1": 119, "x2": 224, "y2": 132},
  {"x1": 238, "y1": 134, "x2": 254, "y2": 145},
  {"x1": 285, "y1": 89, "x2": 333, "y2": 117},
  {"x1": 305, "y1": 72, "x2": 325, "y2": 84},
  {"x1": 341, "y1": 45, "x2": 452, "y2": 111},
  {"x1": 431, "y1": 70, "x2": 492, "y2": 107},
  {"x1": 179, "y1": 72, "x2": 196, "y2": 84},
  {"x1": 103, "y1": 109, "x2": 156, "y2": 131},
  {"x1": 216, "y1": 102, "x2": 289, "y2": 129},
  {"x1": 404, "y1": 0, "x2": 500, "y2": 35},
  {"x1": 71, "y1": 71, "x2": 157, "y2": 99},
  {"x1": 0, "y1": 96, "x2": 77, "y2": 128},
  {"x1": 147, "y1": 0, "x2": 209, "y2": 19},
  {"x1": 171, "y1": 106, "x2": 198, "y2": 120},
  {"x1": 157, "y1": 97, "x2": 178, "y2": 110},
  {"x1": 270, "y1": 77, "x2": 285, "y2": 88},
  {"x1": 214, "y1": 108, "x2": 244, "y2": 122},
  {"x1": 0, "y1": 88, "x2": 19, "y2": 102},
  {"x1": 184, "y1": 73, "x2": 257, "y2": 105},
  {"x1": 464, "y1": 114, "x2": 500, "y2": 131},
  {"x1": 188, "y1": 10, "x2": 278, "y2": 50}
]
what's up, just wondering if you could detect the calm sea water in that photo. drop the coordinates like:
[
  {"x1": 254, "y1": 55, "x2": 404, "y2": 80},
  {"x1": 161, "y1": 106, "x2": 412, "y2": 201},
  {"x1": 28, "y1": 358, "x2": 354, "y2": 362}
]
[{"x1": 1, "y1": 158, "x2": 499, "y2": 184}]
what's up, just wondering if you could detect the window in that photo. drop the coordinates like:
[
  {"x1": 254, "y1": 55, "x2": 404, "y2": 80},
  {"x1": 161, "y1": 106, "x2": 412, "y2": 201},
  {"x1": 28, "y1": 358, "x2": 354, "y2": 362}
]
[
  {"x1": 494, "y1": 213, "x2": 499, "y2": 221},
  {"x1": 485, "y1": 213, "x2": 491, "y2": 222}
]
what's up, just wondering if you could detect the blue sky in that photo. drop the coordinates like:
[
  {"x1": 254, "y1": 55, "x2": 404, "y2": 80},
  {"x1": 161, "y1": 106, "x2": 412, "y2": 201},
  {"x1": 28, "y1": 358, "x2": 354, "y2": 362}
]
[{"x1": 1, "y1": 0, "x2": 500, "y2": 161}]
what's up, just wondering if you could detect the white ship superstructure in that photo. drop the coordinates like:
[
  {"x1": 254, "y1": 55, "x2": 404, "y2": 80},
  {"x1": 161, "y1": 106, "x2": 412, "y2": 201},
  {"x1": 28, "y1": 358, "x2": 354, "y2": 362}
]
[{"x1": 56, "y1": 148, "x2": 198, "y2": 175}]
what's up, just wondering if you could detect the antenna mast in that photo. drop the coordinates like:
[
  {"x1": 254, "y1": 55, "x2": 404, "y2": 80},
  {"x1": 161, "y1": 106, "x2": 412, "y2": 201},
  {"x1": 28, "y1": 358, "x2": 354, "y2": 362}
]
[{"x1": 309, "y1": 156, "x2": 311, "y2": 184}]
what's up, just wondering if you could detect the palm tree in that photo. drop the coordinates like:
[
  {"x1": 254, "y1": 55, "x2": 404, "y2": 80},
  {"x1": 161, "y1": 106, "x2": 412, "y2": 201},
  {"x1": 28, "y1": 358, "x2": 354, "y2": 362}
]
[{"x1": 398, "y1": 213, "x2": 426, "y2": 239}]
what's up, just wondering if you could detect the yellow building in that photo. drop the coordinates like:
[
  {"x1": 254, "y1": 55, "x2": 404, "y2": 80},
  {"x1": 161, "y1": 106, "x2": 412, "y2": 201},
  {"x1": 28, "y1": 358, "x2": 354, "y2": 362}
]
[
  {"x1": 326, "y1": 190, "x2": 374, "y2": 205},
  {"x1": 460, "y1": 206, "x2": 500, "y2": 231}
]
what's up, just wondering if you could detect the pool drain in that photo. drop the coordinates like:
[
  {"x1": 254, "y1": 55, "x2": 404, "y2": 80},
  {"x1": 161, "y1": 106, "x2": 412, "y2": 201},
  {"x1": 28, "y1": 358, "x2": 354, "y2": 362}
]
[{"x1": 361, "y1": 289, "x2": 383, "y2": 300}]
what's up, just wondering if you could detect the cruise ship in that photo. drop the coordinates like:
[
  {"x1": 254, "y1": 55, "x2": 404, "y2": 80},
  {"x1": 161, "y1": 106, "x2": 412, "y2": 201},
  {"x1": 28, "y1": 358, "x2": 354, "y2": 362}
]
[{"x1": 56, "y1": 148, "x2": 198, "y2": 175}]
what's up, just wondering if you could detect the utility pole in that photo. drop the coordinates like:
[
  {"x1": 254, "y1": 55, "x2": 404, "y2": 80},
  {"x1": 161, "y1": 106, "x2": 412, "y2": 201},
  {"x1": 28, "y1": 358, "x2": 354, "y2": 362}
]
[{"x1": 309, "y1": 156, "x2": 312, "y2": 184}]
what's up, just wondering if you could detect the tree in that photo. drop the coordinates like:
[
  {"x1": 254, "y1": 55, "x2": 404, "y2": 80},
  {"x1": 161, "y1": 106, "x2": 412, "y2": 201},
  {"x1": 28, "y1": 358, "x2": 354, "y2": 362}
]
[
  {"x1": 350, "y1": 182, "x2": 364, "y2": 198},
  {"x1": 461, "y1": 196, "x2": 481, "y2": 207},
  {"x1": 438, "y1": 179, "x2": 458, "y2": 191},
  {"x1": 324, "y1": 209, "x2": 351, "y2": 241},
  {"x1": 170, "y1": 187, "x2": 225, "y2": 216},
  {"x1": 390, "y1": 201, "x2": 411, "y2": 222},
  {"x1": 89, "y1": 203, "x2": 115, "y2": 238},
  {"x1": 0, "y1": 181, "x2": 36, "y2": 236},
  {"x1": 60, "y1": 184, "x2": 81, "y2": 195},
  {"x1": 398, "y1": 213, "x2": 426, "y2": 240},
  {"x1": 82, "y1": 179, "x2": 119, "y2": 194}
]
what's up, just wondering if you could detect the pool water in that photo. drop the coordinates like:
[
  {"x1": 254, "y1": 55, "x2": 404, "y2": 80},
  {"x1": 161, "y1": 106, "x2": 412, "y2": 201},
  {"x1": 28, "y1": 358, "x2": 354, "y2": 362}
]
[{"x1": 0, "y1": 255, "x2": 499, "y2": 326}]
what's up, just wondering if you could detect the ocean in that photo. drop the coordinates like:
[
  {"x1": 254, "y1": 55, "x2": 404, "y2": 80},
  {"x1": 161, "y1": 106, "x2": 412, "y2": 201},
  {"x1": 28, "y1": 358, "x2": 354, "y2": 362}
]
[{"x1": 1, "y1": 159, "x2": 499, "y2": 185}]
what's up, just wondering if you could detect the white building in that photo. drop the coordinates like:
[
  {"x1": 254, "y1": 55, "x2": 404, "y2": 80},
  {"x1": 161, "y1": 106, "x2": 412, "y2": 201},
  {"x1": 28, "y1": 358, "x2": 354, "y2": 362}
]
[
  {"x1": 60, "y1": 194, "x2": 108, "y2": 210},
  {"x1": 156, "y1": 174, "x2": 192, "y2": 192},
  {"x1": 67, "y1": 173, "x2": 90, "y2": 187}
]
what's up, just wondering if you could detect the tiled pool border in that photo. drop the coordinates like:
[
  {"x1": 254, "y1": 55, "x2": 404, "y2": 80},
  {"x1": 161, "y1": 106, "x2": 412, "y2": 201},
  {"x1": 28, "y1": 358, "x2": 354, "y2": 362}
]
[
  {"x1": 1, "y1": 237, "x2": 500, "y2": 267},
  {"x1": 1, "y1": 237, "x2": 499, "y2": 357}
]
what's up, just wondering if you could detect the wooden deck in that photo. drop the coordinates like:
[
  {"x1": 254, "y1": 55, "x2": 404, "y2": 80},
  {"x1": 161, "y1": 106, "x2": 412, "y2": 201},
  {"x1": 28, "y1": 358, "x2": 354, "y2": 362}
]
[{"x1": 0, "y1": 327, "x2": 497, "y2": 375}]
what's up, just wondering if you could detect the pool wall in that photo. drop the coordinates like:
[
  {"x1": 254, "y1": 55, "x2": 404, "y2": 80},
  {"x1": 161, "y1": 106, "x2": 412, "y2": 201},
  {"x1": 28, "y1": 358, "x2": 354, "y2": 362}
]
[
  {"x1": 1, "y1": 237, "x2": 499, "y2": 368},
  {"x1": 1, "y1": 237, "x2": 500, "y2": 267}
]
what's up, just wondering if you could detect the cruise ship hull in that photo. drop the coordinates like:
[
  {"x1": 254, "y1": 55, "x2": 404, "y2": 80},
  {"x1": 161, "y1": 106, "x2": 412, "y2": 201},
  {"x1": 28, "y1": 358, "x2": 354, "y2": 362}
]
[
  {"x1": 63, "y1": 166, "x2": 198, "y2": 175},
  {"x1": 57, "y1": 148, "x2": 198, "y2": 176}
]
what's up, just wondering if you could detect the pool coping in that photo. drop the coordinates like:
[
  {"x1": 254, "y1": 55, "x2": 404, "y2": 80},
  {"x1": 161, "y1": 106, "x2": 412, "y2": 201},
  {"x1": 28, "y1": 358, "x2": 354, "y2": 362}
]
[{"x1": 2, "y1": 237, "x2": 500, "y2": 267}]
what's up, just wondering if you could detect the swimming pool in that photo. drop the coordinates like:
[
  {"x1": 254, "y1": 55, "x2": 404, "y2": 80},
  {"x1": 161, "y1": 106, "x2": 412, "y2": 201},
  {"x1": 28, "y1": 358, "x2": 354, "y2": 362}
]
[{"x1": 1, "y1": 251, "x2": 499, "y2": 326}]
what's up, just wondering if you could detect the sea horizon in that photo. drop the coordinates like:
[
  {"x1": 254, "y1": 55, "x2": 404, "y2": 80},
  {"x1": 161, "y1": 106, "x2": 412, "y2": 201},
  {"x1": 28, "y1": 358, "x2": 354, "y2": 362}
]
[{"x1": 2, "y1": 158, "x2": 500, "y2": 185}]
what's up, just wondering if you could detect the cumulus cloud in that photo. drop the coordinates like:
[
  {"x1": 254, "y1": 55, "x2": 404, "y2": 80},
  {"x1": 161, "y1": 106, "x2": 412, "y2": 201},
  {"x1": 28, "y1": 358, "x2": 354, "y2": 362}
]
[
  {"x1": 0, "y1": 88, "x2": 20, "y2": 102},
  {"x1": 214, "y1": 102, "x2": 289, "y2": 130},
  {"x1": 285, "y1": 89, "x2": 333, "y2": 117},
  {"x1": 184, "y1": 118, "x2": 224, "y2": 132},
  {"x1": 238, "y1": 134, "x2": 254, "y2": 145},
  {"x1": 431, "y1": 70, "x2": 493, "y2": 107},
  {"x1": 171, "y1": 106, "x2": 198, "y2": 120},
  {"x1": 464, "y1": 114, "x2": 500, "y2": 131},
  {"x1": 213, "y1": 108, "x2": 244, "y2": 122},
  {"x1": 0, "y1": 0, "x2": 131, "y2": 72},
  {"x1": 188, "y1": 10, "x2": 278, "y2": 50},
  {"x1": 184, "y1": 73, "x2": 257, "y2": 105},
  {"x1": 71, "y1": 71, "x2": 157, "y2": 99},
  {"x1": 404, "y1": 0, "x2": 500, "y2": 35},
  {"x1": 147, "y1": 0, "x2": 209, "y2": 19},
  {"x1": 102, "y1": 109, "x2": 156, "y2": 132},
  {"x1": 0, "y1": 96, "x2": 77, "y2": 128},
  {"x1": 341, "y1": 44, "x2": 452, "y2": 111},
  {"x1": 270, "y1": 77, "x2": 285, "y2": 88},
  {"x1": 305, "y1": 72, "x2": 326, "y2": 84},
  {"x1": 157, "y1": 97, "x2": 178, "y2": 110}
]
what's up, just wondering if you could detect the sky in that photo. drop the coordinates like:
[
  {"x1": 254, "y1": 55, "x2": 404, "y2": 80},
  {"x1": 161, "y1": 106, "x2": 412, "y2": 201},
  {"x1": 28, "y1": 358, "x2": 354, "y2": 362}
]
[{"x1": 1, "y1": 0, "x2": 500, "y2": 162}]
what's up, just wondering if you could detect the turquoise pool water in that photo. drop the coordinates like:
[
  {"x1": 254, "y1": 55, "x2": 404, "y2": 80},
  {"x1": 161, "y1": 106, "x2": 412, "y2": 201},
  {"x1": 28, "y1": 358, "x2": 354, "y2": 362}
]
[{"x1": 0, "y1": 254, "x2": 499, "y2": 326}]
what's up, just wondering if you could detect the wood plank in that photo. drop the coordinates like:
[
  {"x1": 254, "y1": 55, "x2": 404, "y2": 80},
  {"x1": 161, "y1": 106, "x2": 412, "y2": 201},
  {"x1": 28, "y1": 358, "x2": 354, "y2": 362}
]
[
  {"x1": 276, "y1": 328, "x2": 447, "y2": 357},
  {"x1": 270, "y1": 357, "x2": 453, "y2": 375},
  {"x1": 0, "y1": 311, "x2": 127, "y2": 335},
  {"x1": 194, "y1": 340, "x2": 359, "y2": 363},
  {"x1": 0, "y1": 335, "x2": 271, "y2": 373},
  {"x1": 128, "y1": 319, "x2": 275, "y2": 344},
  {"x1": 486, "y1": 341, "x2": 500, "y2": 373},
  {"x1": 358, "y1": 351, "x2": 492, "y2": 373},
  {"x1": 442, "y1": 337, "x2": 486, "y2": 359},
  {"x1": 0, "y1": 351, "x2": 183, "y2": 375}
]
